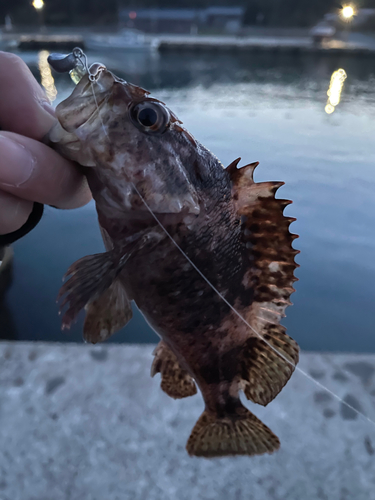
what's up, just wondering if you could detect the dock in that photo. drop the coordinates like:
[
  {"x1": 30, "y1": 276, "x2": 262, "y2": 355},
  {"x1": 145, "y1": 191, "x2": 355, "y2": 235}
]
[
  {"x1": 0, "y1": 31, "x2": 85, "y2": 51},
  {"x1": 17, "y1": 34, "x2": 84, "y2": 51},
  {"x1": 2, "y1": 31, "x2": 375, "y2": 55},
  {"x1": 157, "y1": 34, "x2": 375, "y2": 56}
]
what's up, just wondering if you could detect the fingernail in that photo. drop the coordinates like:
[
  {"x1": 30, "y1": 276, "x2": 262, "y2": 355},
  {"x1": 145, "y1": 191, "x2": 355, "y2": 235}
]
[{"x1": 0, "y1": 135, "x2": 36, "y2": 187}]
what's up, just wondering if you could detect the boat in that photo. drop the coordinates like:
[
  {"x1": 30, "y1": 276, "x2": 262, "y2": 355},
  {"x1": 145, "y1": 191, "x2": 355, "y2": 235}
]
[
  {"x1": 310, "y1": 22, "x2": 336, "y2": 44},
  {"x1": 84, "y1": 28, "x2": 159, "y2": 51}
]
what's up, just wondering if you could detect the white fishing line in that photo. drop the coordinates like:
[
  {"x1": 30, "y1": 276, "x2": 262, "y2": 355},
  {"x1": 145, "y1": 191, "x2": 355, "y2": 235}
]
[
  {"x1": 88, "y1": 71, "x2": 375, "y2": 428},
  {"x1": 90, "y1": 80, "x2": 109, "y2": 141},
  {"x1": 74, "y1": 48, "x2": 109, "y2": 141}
]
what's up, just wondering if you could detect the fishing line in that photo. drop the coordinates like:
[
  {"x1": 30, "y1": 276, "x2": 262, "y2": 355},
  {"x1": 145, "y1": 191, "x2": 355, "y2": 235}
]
[
  {"x1": 87, "y1": 70, "x2": 375, "y2": 428},
  {"x1": 90, "y1": 81, "x2": 109, "y2": 140}
]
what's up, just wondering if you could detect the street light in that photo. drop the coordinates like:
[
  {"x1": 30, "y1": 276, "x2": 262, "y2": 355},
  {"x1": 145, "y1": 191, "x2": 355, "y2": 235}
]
[
  {"x1": 32, "y1": 0, "x2": 44, "y2": 10},
  {"x1": 341, "y1": 5, "x2": 355, "y2": 21},
  {"x1": 340, "y1": 5, "x2": 355, "y2": 45},
  {"x1": 32, "y1": 0, "x2": 45, "y2": 31}
]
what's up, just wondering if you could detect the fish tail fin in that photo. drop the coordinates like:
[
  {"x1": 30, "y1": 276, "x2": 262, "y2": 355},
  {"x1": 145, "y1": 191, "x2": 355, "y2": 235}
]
[{"x1": 186, "y1": 406, "x2": 279, "y2": 458}]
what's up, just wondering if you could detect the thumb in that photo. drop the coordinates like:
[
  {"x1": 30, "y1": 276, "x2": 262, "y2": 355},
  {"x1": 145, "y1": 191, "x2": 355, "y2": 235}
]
[{"x1": 0, "y1": 51, "x2": 56, "y2": 140}]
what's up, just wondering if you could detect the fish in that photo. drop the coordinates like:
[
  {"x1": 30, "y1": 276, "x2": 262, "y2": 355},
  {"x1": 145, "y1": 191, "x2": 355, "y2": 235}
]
[{"x1": 49, "y1": 58, "x2": 299, "y2": 458}]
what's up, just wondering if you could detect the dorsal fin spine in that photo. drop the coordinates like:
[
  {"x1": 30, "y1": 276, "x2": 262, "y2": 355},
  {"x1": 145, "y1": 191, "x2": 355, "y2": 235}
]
[
  {"x1": 227, "y1": 159, "x2": 259, "y2": 184},
  {"x1": 226, "y1": 157, "x2": 241, "y2": 176}
]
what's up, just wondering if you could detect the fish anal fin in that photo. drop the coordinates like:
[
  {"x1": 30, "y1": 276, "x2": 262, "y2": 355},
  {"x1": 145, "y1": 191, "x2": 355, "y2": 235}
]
[
  {"x1": 186, "y1": 406, "x2": 279, "y2": 458},
  {"x1": 240, "y1": 326, "x2": 299, "y2": 406},
  {"x1": 151, "y1": 341, "x2": 197, "y2": 399},
  {"x1": 83, "y1": 279, "x2": 132, "y2": 344}
]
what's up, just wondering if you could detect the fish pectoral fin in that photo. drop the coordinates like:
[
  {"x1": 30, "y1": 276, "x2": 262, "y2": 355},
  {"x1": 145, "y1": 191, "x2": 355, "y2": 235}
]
[
  {"x1": 58, "y1": 231, "x2": 162, "y2": 331},
  {"x1": 240, "y1": 327, "x2": 299, "y2": 406},
  {"x1": 58, "y1": 250, "x2": 128, "y2": 330},
  {"x1": 186, "y1": 405, "x2": 279, "y2": 458},
  {"x1": 83, "y1": 279, "x2": 132, "y2": 343},
  {"x1": 151, "y1": 341, "x2": 197, "y2": 399}
]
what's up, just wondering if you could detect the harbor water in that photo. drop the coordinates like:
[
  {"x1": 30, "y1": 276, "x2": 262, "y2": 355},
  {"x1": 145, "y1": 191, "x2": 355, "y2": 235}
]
[{"x1": 2, "y1": 48, "x2": 375, "y2": 351}]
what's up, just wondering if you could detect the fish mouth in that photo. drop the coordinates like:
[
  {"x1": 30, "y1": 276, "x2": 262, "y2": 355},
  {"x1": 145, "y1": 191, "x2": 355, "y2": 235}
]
[{"x1": 55, "y1": 68, "x2": 117, "y2": 133}]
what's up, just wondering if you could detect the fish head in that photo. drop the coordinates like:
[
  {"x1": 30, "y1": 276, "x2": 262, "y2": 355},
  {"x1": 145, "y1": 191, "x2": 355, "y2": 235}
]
[{"x1": 49, "y1": 64, "x2": 203, "y2": 215}]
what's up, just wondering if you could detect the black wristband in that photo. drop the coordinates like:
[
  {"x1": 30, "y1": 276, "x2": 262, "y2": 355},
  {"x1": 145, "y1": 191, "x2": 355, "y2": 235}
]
[{"x1": 0, "y1": 202, "x2": 44, "y2": 246}]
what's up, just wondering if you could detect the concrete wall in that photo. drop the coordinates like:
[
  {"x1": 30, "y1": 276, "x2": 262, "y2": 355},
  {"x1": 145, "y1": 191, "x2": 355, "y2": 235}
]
[{"x1": 0, "y1": 342, "x2": 374, "y2": 499}]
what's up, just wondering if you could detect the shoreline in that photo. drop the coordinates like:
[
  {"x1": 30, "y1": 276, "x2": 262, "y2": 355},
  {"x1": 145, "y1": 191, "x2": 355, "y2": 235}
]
[
  {"x1": 2, "y1": 30, "x2": 375, "y2": 56},
  {"x1": 157, "y1": 35, "x2": 375, "y2": 56}
]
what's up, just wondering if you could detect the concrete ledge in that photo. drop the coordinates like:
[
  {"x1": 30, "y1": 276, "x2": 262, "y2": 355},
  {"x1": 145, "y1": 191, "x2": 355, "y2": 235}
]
[{"x1": 0, "y1": 342, "x2": 375, "y2": 499}]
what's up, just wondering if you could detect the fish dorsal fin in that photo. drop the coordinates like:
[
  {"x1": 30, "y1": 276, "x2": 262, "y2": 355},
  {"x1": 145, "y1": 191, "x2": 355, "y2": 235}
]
[
  {"x1": 227, "y1": 158, "x2": 259, "y2": 192},
  {"x1": 226, "y1": 157, "x2": 242, "y2": 176},
  {"x1": 228, "y1": 159, "x2": 300, "y2": 406}
]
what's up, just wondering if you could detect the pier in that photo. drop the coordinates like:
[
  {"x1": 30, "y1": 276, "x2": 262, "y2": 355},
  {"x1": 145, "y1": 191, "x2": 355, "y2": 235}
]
[
  {"x1": 156, "y1": 33, "x2": 375, "y2": 56},
  {"x1": 2, "y1": 30, "x2": 375, "y2": 56}
]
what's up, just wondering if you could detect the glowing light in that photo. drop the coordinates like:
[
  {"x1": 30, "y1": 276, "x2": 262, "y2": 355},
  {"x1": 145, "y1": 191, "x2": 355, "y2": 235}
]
[
  {"x1": 38, "y1": 50, "x2": 57, "y2": 102},
  {"x1": 341, "y1": 5, "x2": 355, "y2": 20},
  {"x1": 32, "y1": 0, "x2": 44, "y2": 10},
  {"x1": 325, "y1": 68, "x2": 347, "y2": 114},
  {"x1": 129, "y1": 11, "x2": 137, "y2": 19}
]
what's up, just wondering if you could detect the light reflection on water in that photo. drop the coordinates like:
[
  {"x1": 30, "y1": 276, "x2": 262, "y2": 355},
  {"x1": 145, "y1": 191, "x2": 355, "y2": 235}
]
[
  {"x1": 325, "y1": 68, "x2": 347, "y2": 114},
  {"x1": 38, "y1": 50, "x2": 57, "y2": 102},
  {"x1": 3, "y1": 49, "x2": 375, "y2": 351}
]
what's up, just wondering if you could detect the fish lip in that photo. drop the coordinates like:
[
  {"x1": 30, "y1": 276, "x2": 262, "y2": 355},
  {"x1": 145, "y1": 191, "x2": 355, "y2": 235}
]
[
  {"x1": 56, "y1": 70, "x2": 116, "y2": 132},
  {"x1": 76, "y1": 69, "x2": 128, "y2": 125},
  {"x1": 81, "y1": 87, "x2": 108, "y2": 124}
]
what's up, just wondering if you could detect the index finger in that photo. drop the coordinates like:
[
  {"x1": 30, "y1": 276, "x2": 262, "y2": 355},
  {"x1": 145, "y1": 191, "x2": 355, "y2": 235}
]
[{"x1": 0, "y1": 51, "x2": 56, "y2": 139}]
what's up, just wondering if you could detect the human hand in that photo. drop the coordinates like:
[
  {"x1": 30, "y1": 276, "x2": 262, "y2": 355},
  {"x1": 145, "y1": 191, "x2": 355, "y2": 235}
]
[{"x1": 0, "y1": 51, "x2": 92, "y2": 238}]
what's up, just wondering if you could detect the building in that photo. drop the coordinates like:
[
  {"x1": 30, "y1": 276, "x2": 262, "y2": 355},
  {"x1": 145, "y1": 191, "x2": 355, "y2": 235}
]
[
  {"x1": 203, "y1": 7, "x2": 244, "y2": 32},
  {"x1": 324, "y1": 8, "x2": 375, "y2": 27},
  {"x1": 119, "y1": 7, "x2": 244, "y2": 34}
]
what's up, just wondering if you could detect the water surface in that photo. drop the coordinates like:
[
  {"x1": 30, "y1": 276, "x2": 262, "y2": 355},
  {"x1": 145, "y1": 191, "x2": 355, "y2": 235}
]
[{"x1": 2, "y1": 49, "x2": 375, "y2": 351}]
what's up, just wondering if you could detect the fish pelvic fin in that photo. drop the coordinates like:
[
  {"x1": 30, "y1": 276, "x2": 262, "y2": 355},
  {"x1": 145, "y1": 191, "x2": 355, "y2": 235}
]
[
  {"x1": 186, "y1": 405, "x2": 279, "y2": 458},
  {"x1": 151, "y1": 341, "x2": 197, "y2": 399}
]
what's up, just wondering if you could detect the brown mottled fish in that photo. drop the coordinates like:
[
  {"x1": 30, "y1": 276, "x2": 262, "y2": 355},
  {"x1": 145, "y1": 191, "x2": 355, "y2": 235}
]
[{"x1": 49, "y1": 56, "x2": 299, "y2": 458}]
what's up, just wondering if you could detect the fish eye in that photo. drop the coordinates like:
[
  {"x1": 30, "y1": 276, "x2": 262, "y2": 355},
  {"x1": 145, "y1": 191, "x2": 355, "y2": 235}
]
[
  {"x1": 138, "y1": 108, "x2": 157, "y2": 127},
  {"x1": 130, "y1": 101, "x2": 170, "y2": 134}
]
